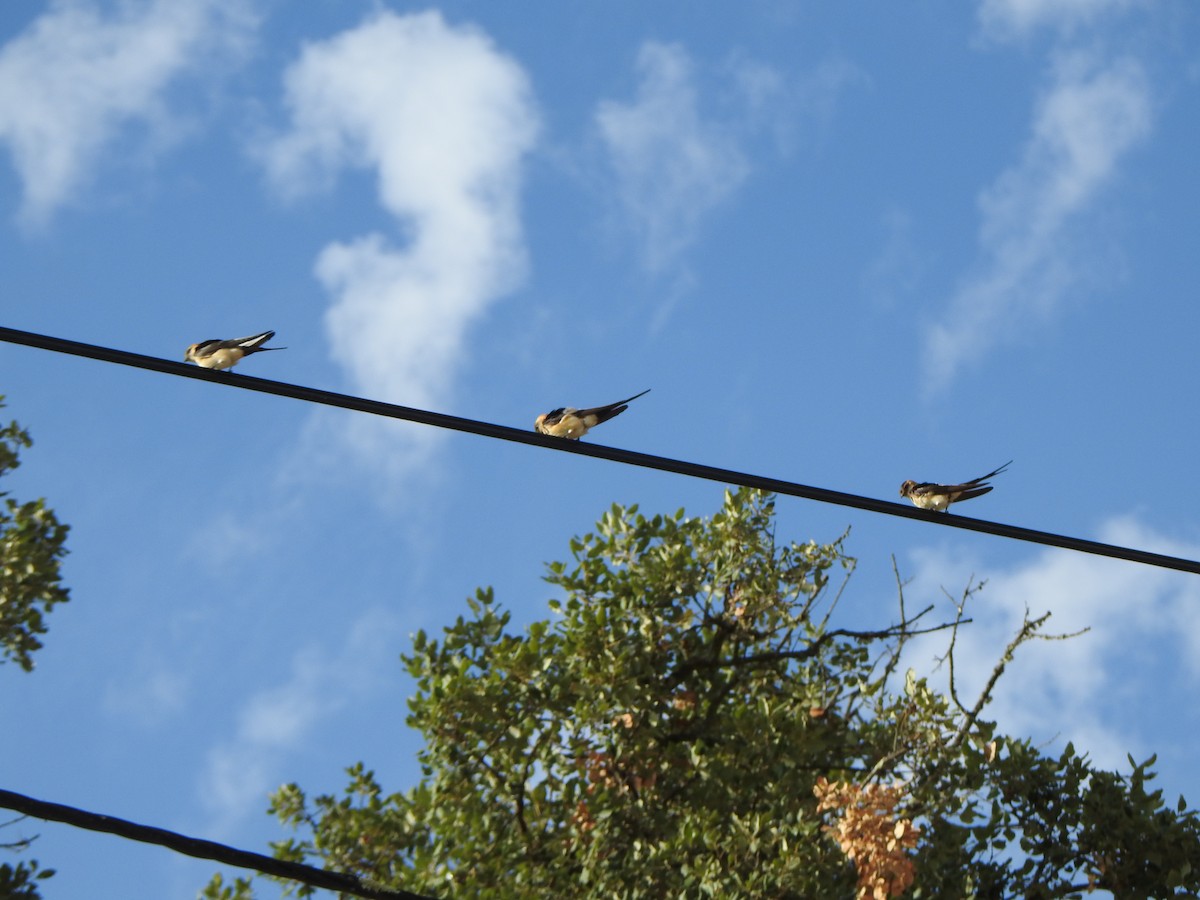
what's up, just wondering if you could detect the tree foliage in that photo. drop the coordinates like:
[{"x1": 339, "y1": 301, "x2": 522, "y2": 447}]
[
  {"x1": 0, "y1": 841, "x2": 53, "y2": 900},
  {"x1": 0, "y1": 396, "x2": 67, "y2": 899},
  {"x1": 216, "y1": 488, "x2": 1200, "y2": 899},
  {"x1": 0, "y1": 397, "x2": 70, "y2": 672}
]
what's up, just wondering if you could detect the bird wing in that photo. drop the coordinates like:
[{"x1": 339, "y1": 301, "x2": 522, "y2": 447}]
[
  {"x1": 539, "y1": 407, "x2": 571, "y2": 428},
  {"x1": 225, "y1": 331, "x2": 275, "y2": 350},
  {"x1": 911, "y1": 460, "x2": 1012, "y2": 496},
  {"x1": 575, "y1": 389, "x2": 651, "y2": 426},
  {"x1": 190, "y1": 332, "x2": 275, "y2": 356},
  {"x1": 948, "y1": 485, "x2": 994, "y2": 503},
  {"x1": 189, "y1": 339, "x2": 222, "y2": 358},
  {"x1": 908, "y1": 480, "x2": 948, "y2": 496}
]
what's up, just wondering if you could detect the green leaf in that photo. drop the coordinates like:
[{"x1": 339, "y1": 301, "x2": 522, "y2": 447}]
[{"x1": 220, "y1": 486, "x2": 1200, "y2": 900}]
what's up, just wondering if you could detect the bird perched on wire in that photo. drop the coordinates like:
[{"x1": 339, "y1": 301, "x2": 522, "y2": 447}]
[
  {"x1": 899, "y1": 461, "x2": 1012, "y2": 512},
  {"x1": 184, "y1": 331, "x2": 284, "y2": 371},
  {"x1": 534, "y1": 389, "x2": 651, "y2": 440}
]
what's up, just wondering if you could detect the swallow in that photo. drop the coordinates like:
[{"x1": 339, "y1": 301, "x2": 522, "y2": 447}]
[
  {"x1": 899, "y1": 461, "x2": 1012, "y2": 512},
  {"x1": 184, "y1": 331, "x2": 284, "y2": 371},
  {"x1": 534, "y1": 389, "x2": 651, "y2": 440}
]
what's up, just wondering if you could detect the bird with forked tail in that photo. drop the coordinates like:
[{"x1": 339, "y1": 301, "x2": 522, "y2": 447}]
[
  {"x1": 900, "y1": 461, "x2": 1012, "y2": 512},
  {"x1": 184, "y1": 331, "x2": 285, "y2": 371},
  {"x1": 534, "y1": 389, "x2": 651, "y2": 440}
]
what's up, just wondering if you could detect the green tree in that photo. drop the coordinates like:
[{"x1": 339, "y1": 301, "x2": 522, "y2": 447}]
[
  {"x1": 210, "y1": 489, "x2": 1200, "y2": 899},
  {"x1": 0, "y1": 829, "x2": 53, "y2": 900},
  {"x1": 0, "y1": 397, "x2": 70, "y2": 672},
  {"x1": 0, "y1": 396, "x2": 68, "y2": 900}
]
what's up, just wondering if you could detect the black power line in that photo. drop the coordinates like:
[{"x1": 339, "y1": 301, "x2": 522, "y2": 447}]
[
  {"x1": 3, "y1": 324, "x2": 1198, "y2": 575},
  {"x1": 0, "y1": 788, "x2": 436, "y2": 900}
]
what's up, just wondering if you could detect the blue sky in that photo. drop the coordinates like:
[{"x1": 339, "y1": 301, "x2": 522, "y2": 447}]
[{"x1": 1, "y1": 1, "x2": 1199, "y2": 896}]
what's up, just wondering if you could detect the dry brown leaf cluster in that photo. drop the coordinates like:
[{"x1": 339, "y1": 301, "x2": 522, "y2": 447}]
[{"x1": 813, "y1": 777, "x2": 921, "y2": 899}]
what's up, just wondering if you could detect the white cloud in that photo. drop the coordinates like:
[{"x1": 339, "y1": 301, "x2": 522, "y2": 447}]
[
  {"x1": 199, "y1": 608, "x2": 402, "y2": 829},
  {"x1": 103, "y1": 666, "x2": 188, "y2": 725},
  {"x1": 262, "y1": 10, "x2": 537, "y2": 476},
  {"x1": 596, "y1": 42, "x2": 751, "y2": 274},
  {"x1": 744, "y1": 54, "x2": 864, "y2": 155},
  {"x1": 924, "y1": 50, "x2": 1151, "y2": 392},
  {"x1": 902, "y1": 517, "x2": 1200, "y2": 770},
  {"x1": 0, "y1": 0, "x2": 255, "y2": 228},
  {"x1": 979, "y1": 0, "x2": 1143, "y2": 38},
  {"x1": 862, "y1": 208, "x2": 924, "y2": 309}
]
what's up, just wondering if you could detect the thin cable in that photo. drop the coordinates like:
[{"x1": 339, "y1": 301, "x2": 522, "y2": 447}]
[
  {"x1": 0, "y1": 788, "x2": 436, "y2": 900},
  {"x1": 3, "y1": 324, "x2": 1198, "y2": 575}
]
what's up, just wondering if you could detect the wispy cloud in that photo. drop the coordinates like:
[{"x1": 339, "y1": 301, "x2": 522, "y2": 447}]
[
  {"x1": 261, "y1": 10, "x2": 538, "y2": 478},
  {"x1": 732, "y1": 53, "x2": 864, "y2": 156},
  {"x1": 902, "y1": 518, "x2": 1200, "y2": 770},
  {"x1": 979, "y1": 0, "x2": 1143, "y2": 39},
  {"x1": 104, "y1": 664, "x2": 189, "y2": 726},
  {"x1": 923, "y1": 50, "x2": 1151, "y2": 392},
  {"x1": 199, "y1": 608, "x2": 403, "y2": 831},
  {"x1": 862, "y1": 208, "x2": 925, "y2": 310},
  {"x1": 595, "y1": 42, "x2": 751, "y2": 276},
  {"x1": 594, "y1": 44, "x2": 859, "y2": 328},
  {"x1": 0, "y1": 0, "x2": 256, "y2": 229}
]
